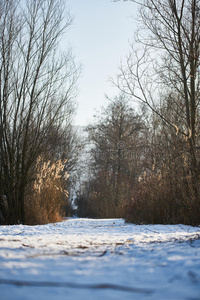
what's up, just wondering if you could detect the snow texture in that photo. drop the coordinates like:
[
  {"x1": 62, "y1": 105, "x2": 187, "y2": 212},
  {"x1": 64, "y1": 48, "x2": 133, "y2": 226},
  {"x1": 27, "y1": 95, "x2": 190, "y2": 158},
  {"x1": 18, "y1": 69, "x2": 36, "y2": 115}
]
[{"x1": 0, "y1": 218, "x2": 200, "y2": 300}]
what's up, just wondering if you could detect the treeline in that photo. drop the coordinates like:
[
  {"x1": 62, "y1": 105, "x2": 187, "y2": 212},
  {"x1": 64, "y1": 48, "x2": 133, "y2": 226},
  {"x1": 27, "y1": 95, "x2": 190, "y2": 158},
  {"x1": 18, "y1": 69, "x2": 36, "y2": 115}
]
[
  {"x1": 75, "y1": 0, "x2": 200, "y2": 226},
  {"x1": 1, "y1": 0, "x2": 200, "y2": 226},
  {"x1": 0, "y1": 0, "x2": 81, "y2": 225},
  {"x1": 75, "y1": 92, "x2": 200, "y2": 225}
]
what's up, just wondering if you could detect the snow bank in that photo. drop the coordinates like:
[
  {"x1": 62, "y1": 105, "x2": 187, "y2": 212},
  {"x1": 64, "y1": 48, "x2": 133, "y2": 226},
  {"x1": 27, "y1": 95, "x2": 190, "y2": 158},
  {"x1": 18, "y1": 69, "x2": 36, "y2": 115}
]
[{"x1": 0, "y1": 218, "x2": 200, "y2": 300}]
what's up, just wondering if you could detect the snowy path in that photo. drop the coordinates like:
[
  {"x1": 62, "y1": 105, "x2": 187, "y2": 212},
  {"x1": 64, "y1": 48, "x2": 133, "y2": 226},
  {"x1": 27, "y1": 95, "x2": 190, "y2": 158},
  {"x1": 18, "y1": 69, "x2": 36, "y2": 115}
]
[{"x1": 0, "y1": 218, "x2": 200, "y2": 300}]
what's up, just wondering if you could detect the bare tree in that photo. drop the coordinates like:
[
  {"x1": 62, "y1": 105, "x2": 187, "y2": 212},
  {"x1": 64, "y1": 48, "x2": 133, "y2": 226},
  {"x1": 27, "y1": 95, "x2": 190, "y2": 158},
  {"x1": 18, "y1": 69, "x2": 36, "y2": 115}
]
[
  {"x1": 113, "y1": 0, "x2": 200, "y2": 224},
  {"x1": 0, "y1": 0, "x2": 80, "y2": 224},
  {"x1": 115, "y1": 1, "x2": 200, "y2": 188},
  {"x1": 116, "y1": 0, "x2": 200, "y2": 169}
]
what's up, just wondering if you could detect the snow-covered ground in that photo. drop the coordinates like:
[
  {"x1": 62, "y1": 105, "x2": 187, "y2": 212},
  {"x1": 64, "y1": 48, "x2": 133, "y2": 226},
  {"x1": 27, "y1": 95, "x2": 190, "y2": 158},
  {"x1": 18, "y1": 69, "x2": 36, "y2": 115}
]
[{"x1": 0, "y1": 218, "x2": 200, "y2": 300}]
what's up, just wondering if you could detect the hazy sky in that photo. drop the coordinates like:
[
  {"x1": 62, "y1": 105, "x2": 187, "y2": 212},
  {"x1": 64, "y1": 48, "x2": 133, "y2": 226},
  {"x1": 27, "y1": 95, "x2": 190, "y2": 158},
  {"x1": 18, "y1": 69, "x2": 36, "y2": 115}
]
[{"x1": 65, "y1": 0, "x2": 138, "y2": 126}]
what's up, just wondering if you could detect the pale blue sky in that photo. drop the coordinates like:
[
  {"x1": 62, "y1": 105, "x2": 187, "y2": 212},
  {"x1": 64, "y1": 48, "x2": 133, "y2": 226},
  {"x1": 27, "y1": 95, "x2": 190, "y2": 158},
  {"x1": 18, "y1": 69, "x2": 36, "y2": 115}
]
[{"x1": 65, "y1": 0, "x2": 138, "y2": 125}]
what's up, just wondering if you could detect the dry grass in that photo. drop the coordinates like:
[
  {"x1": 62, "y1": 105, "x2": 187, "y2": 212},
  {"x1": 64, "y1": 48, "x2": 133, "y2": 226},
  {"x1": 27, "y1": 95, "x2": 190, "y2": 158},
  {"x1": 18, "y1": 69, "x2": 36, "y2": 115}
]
[{"x1": 25, "y1": 156, "x2": 69, "y2": 225}]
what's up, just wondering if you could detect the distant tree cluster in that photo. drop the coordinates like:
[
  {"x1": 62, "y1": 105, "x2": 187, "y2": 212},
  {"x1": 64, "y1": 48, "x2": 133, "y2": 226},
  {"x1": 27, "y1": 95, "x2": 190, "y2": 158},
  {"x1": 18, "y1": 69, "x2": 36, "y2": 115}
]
[
  {"x1": 75, "y1": 95, "x2": 148, "y2": 218},
  {"x1": 0, "y1": 0, "x2": 81, "y2": 224}
]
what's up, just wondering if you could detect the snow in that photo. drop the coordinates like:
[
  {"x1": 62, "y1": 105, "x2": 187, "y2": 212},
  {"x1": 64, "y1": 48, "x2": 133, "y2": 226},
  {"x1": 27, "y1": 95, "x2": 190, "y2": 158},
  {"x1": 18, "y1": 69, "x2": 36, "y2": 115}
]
[{"x1": 0, "y1": 218, "x2": 200, "y2": 300}]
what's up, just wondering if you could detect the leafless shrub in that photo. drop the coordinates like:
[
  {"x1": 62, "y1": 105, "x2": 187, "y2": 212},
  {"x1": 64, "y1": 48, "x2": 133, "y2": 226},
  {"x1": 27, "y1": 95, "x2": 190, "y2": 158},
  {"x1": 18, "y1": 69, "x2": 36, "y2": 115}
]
[{"x1": 125, "y1": 160, "x2": 200, "y2": 226}]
